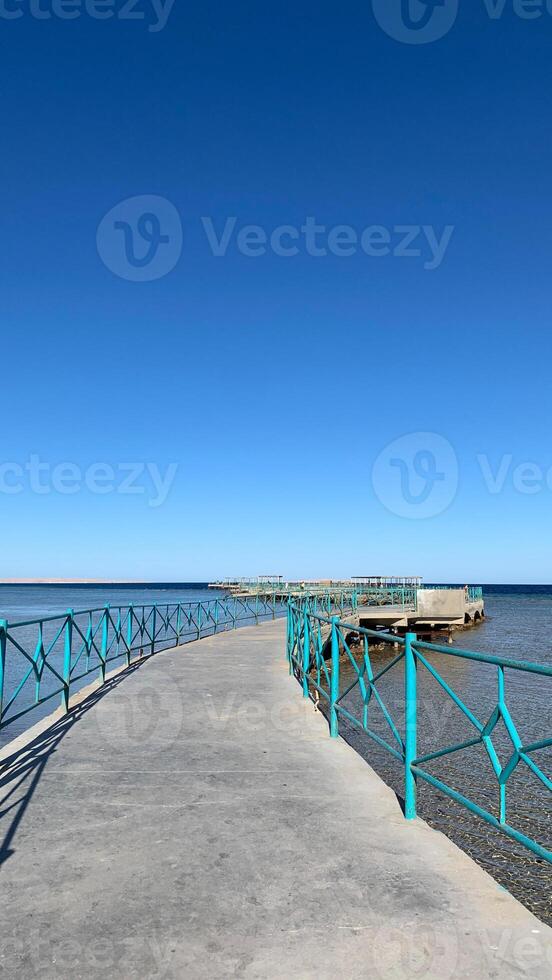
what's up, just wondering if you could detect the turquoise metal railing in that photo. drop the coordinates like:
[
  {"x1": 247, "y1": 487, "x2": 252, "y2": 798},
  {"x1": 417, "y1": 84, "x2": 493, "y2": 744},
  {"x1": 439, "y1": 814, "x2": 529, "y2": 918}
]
[
  {"x1": 421, "y1": 585, "x2": 484, "y2": 602},
  {"x1": 305, "y1": 584, "x2": 481, "y2": 610},
  {"x1": 0, "y1": 594, "x2": 287, "y2": 735},
  {"x1": 0, "y1": 589, "x2": 362, "y2": 738},
  {"x1": 467, "y1": 585, "x2": 483, "y2": 601},
  {"x1": 358, "y1": 587, "x2": 417, "y2": 609},
  {"x1": 286, "y1": 603, "x2": 551, "y2": 863}
]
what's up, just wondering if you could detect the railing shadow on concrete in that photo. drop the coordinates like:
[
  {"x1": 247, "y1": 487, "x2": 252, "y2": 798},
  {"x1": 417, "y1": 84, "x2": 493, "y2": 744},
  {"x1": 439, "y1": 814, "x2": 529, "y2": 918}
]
[
  {"x1": 0, "y1": 589, "x2": 367, "y2": 745},
  {"x1": 0, "y1": 595, "x2": 288, "y2": 741},
  {"x1": 0, "y1": 590, "x2": 362, "y2": 867},
  {"x1": 0, "y1": 593, "x2": 356, "y2": 866},
  {"x1": 0, "y1": 594, "x2": 291, "y2": 866},
  {"x1": 0, "y1": 664, "x2": 148, "y2": 868}
]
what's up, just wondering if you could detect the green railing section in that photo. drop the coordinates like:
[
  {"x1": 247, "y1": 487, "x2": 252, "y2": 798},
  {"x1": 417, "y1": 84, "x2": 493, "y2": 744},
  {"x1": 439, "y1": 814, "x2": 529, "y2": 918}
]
[
  {"x1": 358, "y1": 587, "x2": 417, "y2": 609},
  {"x1": 0, "y1": 595, "x2": 287, "y2": 735},
  {"x1": 286, "y1": 603, "x2": 551, "y2": 863},
  {"x1": 226, "y1": 583, "x2": 366, "y2": 599},
  {"x1": 223, "y1": 583, "x2": 483, "y2": 610},
  {"x1": 0, "y1": 589, "x2": 363, "y2": 738},
  {"x1": 422, "y1": 585, "x2": 484, "y2": 602}
]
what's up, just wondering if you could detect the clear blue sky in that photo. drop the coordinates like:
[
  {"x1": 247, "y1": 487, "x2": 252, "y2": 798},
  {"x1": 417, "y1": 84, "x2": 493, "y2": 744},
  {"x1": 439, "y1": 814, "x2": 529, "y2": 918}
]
[{"x1": 2, "y1": 2, "x2": 552, "y2": 583}]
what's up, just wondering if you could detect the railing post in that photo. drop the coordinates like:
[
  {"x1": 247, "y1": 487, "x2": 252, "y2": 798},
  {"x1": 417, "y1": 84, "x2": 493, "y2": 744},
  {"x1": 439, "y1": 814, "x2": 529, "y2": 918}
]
[
  {"x1": 100, "y1": 605, "x2": 109, "y2": 684},
  {"x1": 255, "y1": 594, "x2": 259, "y2": 624},
  {"x1": 286, "y1": 602, "x2": 291, "y2": 664},
  {"x1": 138, "y1": 606, "x2": 145, "y2": 657},
  {"x1": 197, "y1": 603, "x2": 202, "y2": 640},
  {"x1": 214, "y1": 600, "x2": 219, "y2": 634},
  {"x1": 404, "y1": 632, "x2": 417, "y2": 820},
  {"x1": 287, "y1": 601, "x2": 294, "y2": 674},
  {"x1": 115, "y1": 608, "x2": 122, "y2": 661},
  {"x1": 0, "y1": 619, "x2": 7, "y2": 726},
  {"x1": 302, "y1": 609, "x2": 310, "y2": 698},
  {"x1": 176, "y1": 603, "x2": 182, "y2": 644},
  {"x1": 151, "y1": 604, "x2": 157, "y2": 655},
  {"x1": 330, "y1": 616, "x2": 339, "y2": 738},
  {"x1": 62, "y1": 609, "x2": 74, "y2": 712},
  {"x1": 126, "y1": 605, "x2": 133, "y2": 666}
]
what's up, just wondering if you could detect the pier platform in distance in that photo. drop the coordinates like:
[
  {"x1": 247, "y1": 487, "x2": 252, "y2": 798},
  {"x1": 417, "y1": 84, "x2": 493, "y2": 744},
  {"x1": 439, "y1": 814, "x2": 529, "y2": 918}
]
[{"x1": 0, "y1": 620, "x2": 550, "y2": 979}]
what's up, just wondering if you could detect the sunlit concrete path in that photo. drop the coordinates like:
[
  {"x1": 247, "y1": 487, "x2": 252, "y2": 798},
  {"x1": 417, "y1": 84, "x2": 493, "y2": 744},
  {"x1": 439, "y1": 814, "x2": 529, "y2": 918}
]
[{"x1": 1, "y1": 620, "x2": 551, "y2": 979}]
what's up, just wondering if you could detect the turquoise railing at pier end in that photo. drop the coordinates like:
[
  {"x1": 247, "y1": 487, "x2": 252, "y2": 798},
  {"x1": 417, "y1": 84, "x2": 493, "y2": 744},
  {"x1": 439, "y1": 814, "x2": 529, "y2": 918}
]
[
  {"x1": 421, "y1": 584, "x2": 484, "y2": 602},
  {"x1": 286, "y1": 602, "x2": 551, "y2": 863},
  {"x1": 359, "y1": 587, "x2": 417, "y2": 609},
  {"x1": 228, "y1": 584, "x2": 483, "y2": 611},
  {"x1": 0, "y1": 589, "x2": 361, "y2": 738},
  {"x1": 233, "y1": 584, "x2": 418, "y2": 610}
]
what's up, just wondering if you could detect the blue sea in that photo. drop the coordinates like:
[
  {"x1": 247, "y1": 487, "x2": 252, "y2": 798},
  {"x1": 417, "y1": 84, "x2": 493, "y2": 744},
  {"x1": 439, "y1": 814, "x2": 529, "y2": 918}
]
[{"x1": 0, "y1": 582, "x2": 214, "y2": 623}]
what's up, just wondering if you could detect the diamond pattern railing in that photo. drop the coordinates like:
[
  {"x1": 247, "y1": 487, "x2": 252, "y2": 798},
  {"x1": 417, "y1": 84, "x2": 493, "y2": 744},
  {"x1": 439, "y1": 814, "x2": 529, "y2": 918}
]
[
  {"x1": 287, "y1": 603, "x2": 552, "y2": 864},
  {"x1": 0, "y1": 594, "x2": 284, "y2": 737}
]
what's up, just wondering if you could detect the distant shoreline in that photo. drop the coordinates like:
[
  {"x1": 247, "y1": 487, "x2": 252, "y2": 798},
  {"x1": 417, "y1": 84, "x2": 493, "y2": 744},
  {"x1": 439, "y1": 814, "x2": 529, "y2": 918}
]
[
  {"x1": 0, "y1": 581, "x2": 552, "y2": 589},
  {"x1": 0, "y1": 580, "x2": 210, "y2": 586}
]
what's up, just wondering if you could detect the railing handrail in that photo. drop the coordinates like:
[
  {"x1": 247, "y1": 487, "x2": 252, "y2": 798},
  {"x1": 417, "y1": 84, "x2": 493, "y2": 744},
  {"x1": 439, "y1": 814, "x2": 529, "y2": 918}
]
[
  {"x1": 421, "y1": 584, "x2": 484, "y2": 600},
  {"x1": 288, "y1": 603, "x2": 551, "y2": 675},
  {"x1": 0, "y1": 589, "x2": 362, "y2": 739},
  {"x1": 286, "y1": 603, "x2": 552, "y2": 865},
  {"x1": 5, "y1": 596, "x2": 238, "y2": 630},
  {"x1": 3, "y1": 586, "x2": 371, "y2": 634},
  {"x1": 0, "y1": 593, "x2": 297, "y2": 737}
]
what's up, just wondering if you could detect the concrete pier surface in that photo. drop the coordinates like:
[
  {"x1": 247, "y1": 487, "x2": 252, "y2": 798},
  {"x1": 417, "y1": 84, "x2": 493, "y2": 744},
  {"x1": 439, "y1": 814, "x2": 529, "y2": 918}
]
[{"x1": 1, "y1": 621, "x2": 550, "y2": 979}]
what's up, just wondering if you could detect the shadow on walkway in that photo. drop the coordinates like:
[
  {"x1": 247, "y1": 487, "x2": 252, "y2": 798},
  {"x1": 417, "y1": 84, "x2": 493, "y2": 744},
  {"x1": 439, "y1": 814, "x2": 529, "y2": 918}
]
[
  {"x1": 0, "y1": 661, "x2": 150, "y2": 868},
  {"x1": 299, "y1": 680, "x2": 408, "y2": 816}
]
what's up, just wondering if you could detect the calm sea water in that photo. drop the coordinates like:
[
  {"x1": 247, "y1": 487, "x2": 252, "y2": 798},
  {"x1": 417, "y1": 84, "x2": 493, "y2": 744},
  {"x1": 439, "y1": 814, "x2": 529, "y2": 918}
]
[
  {"x1": 0, "y1": 583, "x2": 550, "y2": 922},
  {"x1": 0, "y1": 582, "x2": 214, "y2": 622}
]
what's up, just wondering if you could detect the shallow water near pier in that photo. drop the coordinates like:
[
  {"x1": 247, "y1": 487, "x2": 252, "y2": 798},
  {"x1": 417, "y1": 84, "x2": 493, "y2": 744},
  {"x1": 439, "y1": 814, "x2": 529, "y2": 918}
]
[{"x1": 338, "y1": 588, "x2": 552, "y2": 926}]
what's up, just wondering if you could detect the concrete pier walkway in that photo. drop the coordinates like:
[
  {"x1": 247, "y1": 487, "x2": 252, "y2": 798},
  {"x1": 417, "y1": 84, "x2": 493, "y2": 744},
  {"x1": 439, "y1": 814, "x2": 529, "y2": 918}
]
[{"x1": 1, "y1": 620, "x2": 551, "y2": 979}]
